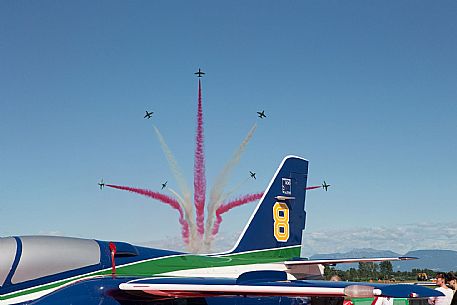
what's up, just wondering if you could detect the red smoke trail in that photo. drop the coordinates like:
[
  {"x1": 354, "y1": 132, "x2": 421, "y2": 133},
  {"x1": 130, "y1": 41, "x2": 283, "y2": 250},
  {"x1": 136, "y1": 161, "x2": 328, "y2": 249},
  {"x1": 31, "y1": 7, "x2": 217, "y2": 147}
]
[
  {"x1": 194, "y1": 79, "x2": 206, "y2": 237},
  {"x1": 305, "y1": 185, "x2": 322, "y2": 190},
  {"x1": 106, "y1": 184, "x2": 189, "y2": 244},
  {"x1": 211, "y1": 192, "x2": 264, "y2": 236}
]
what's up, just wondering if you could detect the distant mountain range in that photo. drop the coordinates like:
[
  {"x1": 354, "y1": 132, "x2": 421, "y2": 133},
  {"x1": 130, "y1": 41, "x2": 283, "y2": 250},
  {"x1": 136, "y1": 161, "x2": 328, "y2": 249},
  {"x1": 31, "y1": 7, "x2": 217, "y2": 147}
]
[{"x1": 309, "y1": 248, "x2": 457, "y2": 271}]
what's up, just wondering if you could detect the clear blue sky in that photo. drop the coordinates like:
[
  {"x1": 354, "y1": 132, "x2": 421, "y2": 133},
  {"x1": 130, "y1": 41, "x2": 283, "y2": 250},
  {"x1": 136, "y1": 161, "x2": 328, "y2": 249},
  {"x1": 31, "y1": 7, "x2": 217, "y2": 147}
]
[{"x1": 1, "y1": 1, "x2": 456, "y2": 253}]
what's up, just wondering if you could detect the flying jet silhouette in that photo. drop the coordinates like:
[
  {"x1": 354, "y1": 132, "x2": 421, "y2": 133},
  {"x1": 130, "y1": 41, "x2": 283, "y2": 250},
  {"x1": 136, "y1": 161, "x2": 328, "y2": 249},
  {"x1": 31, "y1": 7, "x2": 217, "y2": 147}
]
[
  {"x1": 257, "y1": 110, "x2": 266, "y2": 118},
  {"x1": 161, "y1": 181, "x2": 168, "y2": 190},
  {"x1": 195, "y1": 68, "x2": 205, "y2": 77},
  {"x1": 98, "y1": 179, "x2": 105, "y2": 190},
  {"x1": 250, "y1": 171, "x2": 256, "y2": 179},
  {"x1": 322, "y1": 181, "x2": 331, "y2": 191},
  {"x1": 144, "y1": 111, "x2": 153, "y2": 119}
]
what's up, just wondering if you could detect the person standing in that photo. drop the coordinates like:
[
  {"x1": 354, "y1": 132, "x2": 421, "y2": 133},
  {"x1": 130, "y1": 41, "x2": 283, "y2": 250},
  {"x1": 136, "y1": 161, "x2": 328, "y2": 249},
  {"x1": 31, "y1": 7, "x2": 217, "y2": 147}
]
[
  {"x1": 429, "y1": 273, "x2": 454, "y2": 305},
  {"x1": 447, "y1": 272, "x2": 456, "y2": 305}
]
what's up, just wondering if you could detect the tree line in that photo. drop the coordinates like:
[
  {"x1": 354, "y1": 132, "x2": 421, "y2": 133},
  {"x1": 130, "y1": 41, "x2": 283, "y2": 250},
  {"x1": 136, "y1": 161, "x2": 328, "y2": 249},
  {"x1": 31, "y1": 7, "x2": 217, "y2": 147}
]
[{"x1": 324, "y1": 261, "x2": 454, "y2": 282}]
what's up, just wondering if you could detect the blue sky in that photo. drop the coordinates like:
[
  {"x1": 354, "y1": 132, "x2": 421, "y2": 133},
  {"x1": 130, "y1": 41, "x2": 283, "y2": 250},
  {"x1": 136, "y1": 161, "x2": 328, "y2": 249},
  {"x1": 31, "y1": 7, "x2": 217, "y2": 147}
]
[{"x1": 1, "y1": 1, "x2": 456, "y2": 254}]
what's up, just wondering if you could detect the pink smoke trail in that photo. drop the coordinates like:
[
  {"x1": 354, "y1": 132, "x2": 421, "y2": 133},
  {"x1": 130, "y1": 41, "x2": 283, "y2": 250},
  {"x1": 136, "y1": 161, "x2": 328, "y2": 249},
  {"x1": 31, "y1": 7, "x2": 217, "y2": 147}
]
[
  {"x1": 194, "y1": 79, "x2": 206, "y2": 237},
  {"x1": 211, "y1": 192, "x2": 264, "y2": 237},
  {"x1": 106, "y1": 184, "x2": 189, "y2": 244},
  {"x1": 305, "y1": 185, "x2": 322, "y2": 190}
]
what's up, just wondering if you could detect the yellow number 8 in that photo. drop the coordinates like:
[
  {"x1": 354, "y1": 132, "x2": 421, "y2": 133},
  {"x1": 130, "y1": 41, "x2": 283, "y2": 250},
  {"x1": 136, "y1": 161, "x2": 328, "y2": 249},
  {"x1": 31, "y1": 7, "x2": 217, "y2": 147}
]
[{"x1": 273, "y1": 202, "x2": 289, "y2": 242}]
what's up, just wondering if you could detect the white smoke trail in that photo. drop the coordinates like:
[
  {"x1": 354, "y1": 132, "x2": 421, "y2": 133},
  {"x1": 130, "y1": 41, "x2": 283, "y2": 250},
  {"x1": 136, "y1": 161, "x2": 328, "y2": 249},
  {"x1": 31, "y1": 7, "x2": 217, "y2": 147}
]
[
  {"x1": 201, "y1": 177, "x2": 250, "y2": 251},
  {"x1": 152, "y1": 125, "x2": 196, "y2": 242},
  {"x1": 204, "y1": 123, "x2": 257, "y2": 245},
  {"x1": 219, "y1": 177, "x2": 251, "y2": 205}
]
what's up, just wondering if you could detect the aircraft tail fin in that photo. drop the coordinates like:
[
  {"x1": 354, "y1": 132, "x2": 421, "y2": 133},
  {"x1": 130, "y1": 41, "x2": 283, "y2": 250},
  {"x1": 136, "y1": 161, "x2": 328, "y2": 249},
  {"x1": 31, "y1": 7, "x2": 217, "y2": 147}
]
[{"x1": 225, "y1": 156, "x2": 308, "y2": 256}]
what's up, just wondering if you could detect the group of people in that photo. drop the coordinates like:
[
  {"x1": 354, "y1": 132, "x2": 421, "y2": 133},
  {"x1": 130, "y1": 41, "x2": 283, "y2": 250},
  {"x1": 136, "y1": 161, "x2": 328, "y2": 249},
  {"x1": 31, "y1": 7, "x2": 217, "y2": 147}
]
[
  {"x1": 429, "y1": 272, "x2": 456, "y2": 305},
  {"x1": 310, "y1": 272, "x2": 457, "y2": 305},
  {"x1": 298, "y1": 273, "x2": 457, "y2": 305}
]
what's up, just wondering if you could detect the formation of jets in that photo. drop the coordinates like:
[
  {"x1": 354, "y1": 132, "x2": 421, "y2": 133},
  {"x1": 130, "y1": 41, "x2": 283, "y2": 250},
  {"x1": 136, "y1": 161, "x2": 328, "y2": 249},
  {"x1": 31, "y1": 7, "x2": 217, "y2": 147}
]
[
  {"x1": 144, "y1": 111, "x2": 153, "y2": 119},
  {"x1": 257, "y1": 110, "x2": 266, "y2": 118},
  {"x1": 100, "y1": 70, "x2": 330, "y2": 197}
]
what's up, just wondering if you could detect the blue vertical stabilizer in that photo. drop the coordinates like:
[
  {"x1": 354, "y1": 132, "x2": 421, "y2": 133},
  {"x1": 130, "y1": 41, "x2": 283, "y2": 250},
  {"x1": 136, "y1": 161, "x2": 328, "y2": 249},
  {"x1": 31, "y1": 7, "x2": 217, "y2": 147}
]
[{"x1": 229, "y1": 156, "x2": 308, "y2": 254}]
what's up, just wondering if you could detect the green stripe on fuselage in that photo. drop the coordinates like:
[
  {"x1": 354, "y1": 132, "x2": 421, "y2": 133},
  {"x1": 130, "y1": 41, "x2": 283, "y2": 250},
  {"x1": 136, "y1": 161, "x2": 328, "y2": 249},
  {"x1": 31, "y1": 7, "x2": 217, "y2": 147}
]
[
  {"x1": 220, "y1": 246, "x2": 301, "y2": 260},
  {"x1": 109, "y1": 245, "x2": 300, "y2": 276}
]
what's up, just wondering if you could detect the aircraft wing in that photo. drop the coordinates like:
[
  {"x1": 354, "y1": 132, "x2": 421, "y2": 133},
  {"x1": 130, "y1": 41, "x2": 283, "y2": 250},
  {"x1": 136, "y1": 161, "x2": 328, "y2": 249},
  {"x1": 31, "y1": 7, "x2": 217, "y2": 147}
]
[
  {"x1": 119, "y1": 271, "x2": 442, "y2": 299},
  {"x1": 284, "y1": 256, "x2": 417, "y2": 266}
]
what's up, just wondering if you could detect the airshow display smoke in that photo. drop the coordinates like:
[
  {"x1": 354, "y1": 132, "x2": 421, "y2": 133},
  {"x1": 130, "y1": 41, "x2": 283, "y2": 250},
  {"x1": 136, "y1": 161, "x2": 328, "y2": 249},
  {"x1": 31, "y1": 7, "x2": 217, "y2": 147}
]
[
  {"x1": 211, "y1": 192, "x2": 264, "y2": 237},
  {"x1": 152, "y1": 125, "x2": 195, "y2": 232},
  {"x1": 167, "y1": 187, "x2": 199, "y2": 252},
  {"x1": 106, "y1": 184, "x2": 190, "y2": 244},
  {"x1": 205, "y1": 123, "x2": 257, "y2": 243},
  {"x1": 305, "y1": 185, "x2": 322, "y2": 190},
  {"x1": 105, "y1": 71, "x2": 282, "y2": 252},
  {"x1": 194, "y1": 79, "x2": 206, "y2": 237}
]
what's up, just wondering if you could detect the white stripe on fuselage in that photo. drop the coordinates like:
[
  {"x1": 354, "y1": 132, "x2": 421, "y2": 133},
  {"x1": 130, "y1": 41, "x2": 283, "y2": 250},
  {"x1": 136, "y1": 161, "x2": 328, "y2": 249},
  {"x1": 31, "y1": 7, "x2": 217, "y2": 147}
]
[
  {"x1": 2, "y1": 275, "x2": 103, "y2": 305},
  {"x1": 120, "y1": 283, "x2": 346, "y2": 297}
]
